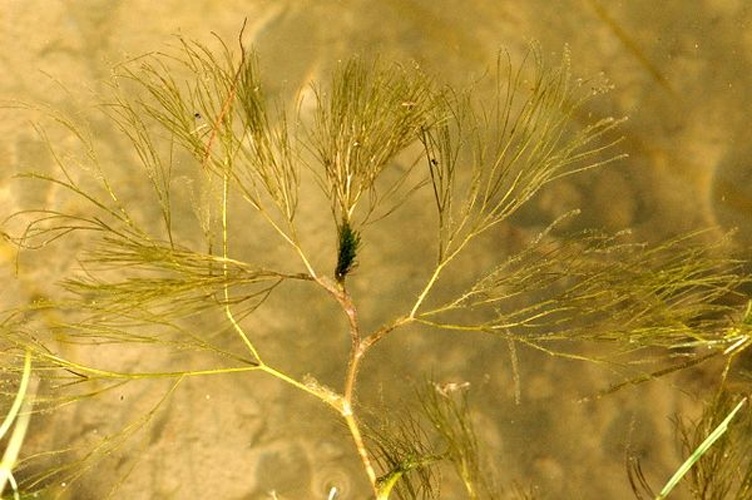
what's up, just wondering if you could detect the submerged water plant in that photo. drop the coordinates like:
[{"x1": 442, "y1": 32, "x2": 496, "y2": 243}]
[{"x1": 1, "y1": 27, "x2": 750, "y2": 498}]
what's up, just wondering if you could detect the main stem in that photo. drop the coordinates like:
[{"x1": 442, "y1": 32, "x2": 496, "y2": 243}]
[{"x1": 316, "y1": 275, "x2": 382, "y2": 491}]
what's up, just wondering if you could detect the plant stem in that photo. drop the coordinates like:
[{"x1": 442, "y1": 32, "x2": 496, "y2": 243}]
[
  {"x1": 342, "y1": 401, "x2": 379, "y2": 491},
  {"x1": 222, "y1": 172, "x2": 263, "y2": 362}
]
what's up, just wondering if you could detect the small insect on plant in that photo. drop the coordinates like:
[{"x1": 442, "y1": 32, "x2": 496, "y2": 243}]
[{"x1": 1, "y1": 25, "x2": 750, "y2": 499}]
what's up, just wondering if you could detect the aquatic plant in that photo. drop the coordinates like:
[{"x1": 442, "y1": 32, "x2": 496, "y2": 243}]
[{"x1": 1, "y1": 27, "x2": 750, "y2": 498}]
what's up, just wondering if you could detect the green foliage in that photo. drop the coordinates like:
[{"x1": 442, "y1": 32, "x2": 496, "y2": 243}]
[
  {"x1": 1, "y1": 30, "x2": 750, "y2": 498},
  {"x1": 0, "y1": 350, "x2": 34, "y2": 500},
  {"x1": 629, "y1": 391, "x2": 752, "y2": 500}
]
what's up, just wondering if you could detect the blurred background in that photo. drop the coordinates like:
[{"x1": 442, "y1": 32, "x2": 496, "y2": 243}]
[{"x1": 1, "y1": 1, "x2": 751, "y2": 498}]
